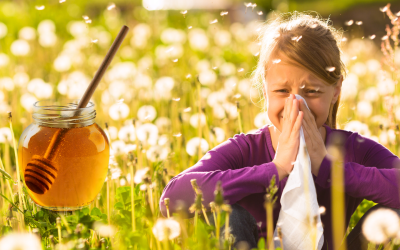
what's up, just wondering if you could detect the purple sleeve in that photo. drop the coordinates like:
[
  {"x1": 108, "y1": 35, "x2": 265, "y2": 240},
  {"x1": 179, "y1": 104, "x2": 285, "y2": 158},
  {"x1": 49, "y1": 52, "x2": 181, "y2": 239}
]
[
  {"x1": 159, "y1": 134, "x2": 279, "y2": 218},
  {"x1": 315, "y1": 132, "x2": 400, "y2": 208}
]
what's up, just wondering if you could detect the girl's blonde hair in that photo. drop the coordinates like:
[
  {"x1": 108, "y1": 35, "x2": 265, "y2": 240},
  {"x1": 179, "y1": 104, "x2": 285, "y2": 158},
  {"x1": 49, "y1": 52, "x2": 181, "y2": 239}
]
[{"x1": 252, "y1": 12, "x2": 346, "y2": 129}]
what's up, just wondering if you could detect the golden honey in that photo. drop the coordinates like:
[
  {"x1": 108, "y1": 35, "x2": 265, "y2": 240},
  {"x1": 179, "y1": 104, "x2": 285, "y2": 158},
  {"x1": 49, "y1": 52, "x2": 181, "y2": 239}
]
[{"x1": 18, "y1": 100, "x2": 109, "y2": 211}]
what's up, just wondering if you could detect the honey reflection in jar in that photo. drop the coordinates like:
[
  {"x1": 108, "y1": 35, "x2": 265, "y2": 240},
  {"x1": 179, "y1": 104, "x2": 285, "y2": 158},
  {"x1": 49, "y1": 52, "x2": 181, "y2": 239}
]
[{"x1": 18, "y1": 123, "x2": 109, "y2": 210}]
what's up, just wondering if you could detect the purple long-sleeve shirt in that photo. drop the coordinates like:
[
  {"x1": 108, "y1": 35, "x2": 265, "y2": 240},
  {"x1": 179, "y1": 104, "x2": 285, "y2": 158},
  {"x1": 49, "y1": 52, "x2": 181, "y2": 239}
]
[{"x1": 160, "y1": 124, "x2": 400, "y2": 250}]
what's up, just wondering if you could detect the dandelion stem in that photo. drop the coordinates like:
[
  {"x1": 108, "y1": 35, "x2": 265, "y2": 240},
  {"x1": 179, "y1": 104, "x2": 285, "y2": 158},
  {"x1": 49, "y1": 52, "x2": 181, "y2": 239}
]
[
  {"x1": 56, "y1": 217, "x2": 62, "y2": 248},
  {"x1": 224, "y1": 212, "x2": 230, "y2": 241},
  {"x1": 194, "y1": 210, "x2": 198, "y2": 240},
  {"x1": 201, "y1": 205, "x2": 210, "y2": 225},
  {"x1": 328, "y1": 139, "x2": 347, "y2": 250},
  {"x1": 216, "y1": 207, "x2": 221, "y2": 248},
  {"x1": 129, "y1": 155, "x2": 136, "y2": 231},
  {"x1": 265, "y1": 196, "x2": 274, "y2": 250},
  {"x1": 8, "y1": 112, "x2": 26, "y2": 211},
  {"x1": 0, "y1": 152, "x2": 14, "y2": 203},
  {"x1": 107, "y1": 170, "x2": 111, "y2": 225},
  {"x1": 196, "y1": 80, "x2": 203, "y2": 160}
]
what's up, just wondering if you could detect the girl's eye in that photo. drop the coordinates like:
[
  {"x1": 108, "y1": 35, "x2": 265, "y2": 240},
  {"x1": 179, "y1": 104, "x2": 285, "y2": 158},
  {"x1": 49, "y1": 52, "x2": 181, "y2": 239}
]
[{"x1": 276, "y1": 89, "x2": 321, "y2": 94}]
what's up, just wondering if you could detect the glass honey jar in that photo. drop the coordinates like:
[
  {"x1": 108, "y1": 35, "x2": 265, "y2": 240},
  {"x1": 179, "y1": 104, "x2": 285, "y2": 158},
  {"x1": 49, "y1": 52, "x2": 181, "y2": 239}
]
[{"x1": 18, "y1": 100, "x2": 110, "y2": 211}]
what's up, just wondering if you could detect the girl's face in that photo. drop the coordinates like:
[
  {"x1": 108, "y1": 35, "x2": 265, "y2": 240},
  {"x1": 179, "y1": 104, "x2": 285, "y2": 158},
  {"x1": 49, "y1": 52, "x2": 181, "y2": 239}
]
[{"x1": 263, "y1": 53, "x2": 342, "y2": 133}]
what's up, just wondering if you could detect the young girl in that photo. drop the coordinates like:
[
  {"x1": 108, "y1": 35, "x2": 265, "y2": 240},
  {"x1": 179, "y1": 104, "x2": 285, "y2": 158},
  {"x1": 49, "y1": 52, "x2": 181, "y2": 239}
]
[{"x1": 159, "y1": 12, "x2": 400, "y2": 250}]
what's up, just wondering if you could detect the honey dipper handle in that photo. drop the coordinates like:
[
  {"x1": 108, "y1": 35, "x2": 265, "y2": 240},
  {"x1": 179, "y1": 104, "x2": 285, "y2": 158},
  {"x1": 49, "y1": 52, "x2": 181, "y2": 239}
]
[
  {"x1": 44, "y1": 129, "x2": 65, "y2": 161},
  {"x1": 77, "y1": 25, "x2": 130, "y2": 109}
]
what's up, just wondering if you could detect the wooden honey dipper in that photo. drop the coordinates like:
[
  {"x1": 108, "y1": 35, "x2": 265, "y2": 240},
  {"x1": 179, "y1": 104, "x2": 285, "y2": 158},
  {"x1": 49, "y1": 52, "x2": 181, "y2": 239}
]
[{"x1": 24, "y1": 25, "x2": 130, "y2": 194}]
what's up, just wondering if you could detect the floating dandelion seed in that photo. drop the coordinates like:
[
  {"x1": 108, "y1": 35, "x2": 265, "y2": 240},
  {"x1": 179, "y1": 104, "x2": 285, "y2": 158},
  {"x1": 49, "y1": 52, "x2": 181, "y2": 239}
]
[
  {"x1": 220, "y1": 11, "x2": 228, "y2": 16},
  {"x1": 291, "y1": 35, "x2": 302, "y2": 42},
  {"x1": 351, "y1": 56, "x2": 357, "y2": 60},
  {"x1": 173, "y1": 133, "x2": 182, "y2": 137},
  {"x1": 369, "y1": 35, "x2": 376, "y2": 39},
  {"x1": 256, "y1": 27, "x2": 262, "y2": 32},
  {"x1": 180, "y1": 10, "x2": 188, "y2": 15},
  {"x1": 381, "y1": 35, "x2": 388, "y2": 40},
  {"x1": 345, "y1": 20, "x2": 354, "y2": 26},
  {"x1": 244, "y1": 2, "x2": 252, "y2": 7},
  {"x1": 257, "y1": 11, "x2": 263, "y2": 15},
  {"x1": 379, "y1": 5, "x2": 388, "y2": 12},
  {"x1": 186, "y1": 74, "x2": 191, "y2": 79},
  {"x1": 85, "y1": 19, "x2": 92, "y2": 24},
  {"x1": 325, "y1": 66, "x2": 336, "y2": 72},
  {"x1": 396, "y1": 11, "x2": 400, "y2": 16},
  {"x1": 91, "y1": 39, "x2": 98, "y2": 43},
  {"x1": 356, "y1": 21, "x2": 363, "y2": 25},
  {"x1": 82, "y1": 15, "x2": 89, "y2": 20},
  {"x1": 310, "y1": 23, "x2": 318, "y2": 28},
  {"x1": 166, "y1": 47, "x2": 174, "y2": 53},
  {"x1": 183, "y1": 107, "x2": 191, "y2": 112},
  {"x1": 254, "y1": 52, "x2": 260, "y2": 56},
  {"x1": 300, "y1": 85, "x2": 305, "y2": 89},
  {"x1": 35, "y1": 5, "x2": 45, "y2": 10},
  {"x1": 251, "y1": 3, "x2": 257, "y2": 11},
  {"x1": 59, "y1": 0, "x2": 66, "y2": 3},
  {"x1": 117, "y1": 99, "x2": 124, "y2": 104},
  {"x1": 319, "y1": 206, "x2": 326, "y2": 215},
  {"x1": 238, "y1": 68, "x2": 244, "y2": 72},
  {"x1": 188, "y1": 26, "x2": 192, "y2": 29},
  {"x1": 272, "y1": 59, "x2": 281, "y2": 64},
  {"x1": 172, "y1": 59, "x2": 178, "y2": 62},
  {"x1": 172, "y1": 97, "x2": 180, "y2": 101},
  {"x1": 107, "y1": 3, "x2": 116, "y2": 10},
  {"x1": 210, "y1": 19, "x2": 218, "y2": 24},
  {"x1": 233, "y1": 94, "x2": 241, "y2": 99},
  {"x1": 341, "y1": 37, "x2": 348, "y2": 42}
]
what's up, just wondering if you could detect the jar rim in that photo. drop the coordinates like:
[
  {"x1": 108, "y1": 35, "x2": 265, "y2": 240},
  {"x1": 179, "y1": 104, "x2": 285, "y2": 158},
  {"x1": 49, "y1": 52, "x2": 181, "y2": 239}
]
[{"x1": 33, "y1": 99, "x2": 95, "y2": 111}]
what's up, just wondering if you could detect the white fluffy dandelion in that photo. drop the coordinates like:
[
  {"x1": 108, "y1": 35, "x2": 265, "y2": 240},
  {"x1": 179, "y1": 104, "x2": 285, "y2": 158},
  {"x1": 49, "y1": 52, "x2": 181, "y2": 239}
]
[
  {"x1": 137, "y1": 105, "x2": 157, "y2": 122},
  {"x1": 0, "y1": 232, "x2": 42, "y2": 250},
  {"x1": 362, "y1": 208, "x2": 400, "y2": 244},
  {"x1": 186, "y1": 137, "x2": 209, "y2": 156},
  {"x1": 152, "y1": 218, "x2": 181, "y2": 241},
  {"x1": 189, "y1": 113, "x2": 207, "y2": 128},
  {"x1": 109, "y1": 102, "x2": 130, "y2": 120},
  {"x1": 134, "y1": 167, "x2": 150, "y2": 184}
]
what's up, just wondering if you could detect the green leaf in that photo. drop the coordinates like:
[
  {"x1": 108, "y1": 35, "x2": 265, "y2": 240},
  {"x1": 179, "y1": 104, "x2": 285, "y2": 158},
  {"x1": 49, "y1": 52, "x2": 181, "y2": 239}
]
[
  {"x1": 0, "y1": 193, "x2": 23, "y2": 213},
  {"x1": 90, "y1": 207, "x2": 102, "y2": 217},
  {"x1": 257, "y1": 237, "x2": 265, "y2": 250},
  {"x1": 0, "y1": 168, "x2": 12, "y2": 180}
]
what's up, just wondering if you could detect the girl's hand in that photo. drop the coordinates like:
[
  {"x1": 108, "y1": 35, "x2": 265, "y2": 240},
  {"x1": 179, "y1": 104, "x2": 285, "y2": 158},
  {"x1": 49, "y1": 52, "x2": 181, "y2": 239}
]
[
  {"x1": 273, "y1": 94, "x2": 304, "y2": 181},
  {"x1": 298, "y1": 99, "x2": 328, "y2": 176}
]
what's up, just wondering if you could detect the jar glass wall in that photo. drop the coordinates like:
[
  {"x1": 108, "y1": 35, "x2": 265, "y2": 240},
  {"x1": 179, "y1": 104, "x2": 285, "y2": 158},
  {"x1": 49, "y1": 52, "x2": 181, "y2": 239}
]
[{"x1": 18, "y1": 100, "x2": 109, "y2": 211}]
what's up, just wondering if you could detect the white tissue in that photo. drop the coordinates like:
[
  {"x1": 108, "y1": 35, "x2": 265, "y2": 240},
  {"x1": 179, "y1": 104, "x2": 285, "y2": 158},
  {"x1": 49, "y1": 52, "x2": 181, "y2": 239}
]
[{"x1": 273, "y1": 94, "x2": 324, "y2": 250}]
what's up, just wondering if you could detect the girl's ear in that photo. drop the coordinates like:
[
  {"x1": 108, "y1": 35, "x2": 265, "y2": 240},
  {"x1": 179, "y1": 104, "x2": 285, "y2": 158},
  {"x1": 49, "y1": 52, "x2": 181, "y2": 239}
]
[{"x1": 332, "y1": 75, "x2": 343, "y2": 105}]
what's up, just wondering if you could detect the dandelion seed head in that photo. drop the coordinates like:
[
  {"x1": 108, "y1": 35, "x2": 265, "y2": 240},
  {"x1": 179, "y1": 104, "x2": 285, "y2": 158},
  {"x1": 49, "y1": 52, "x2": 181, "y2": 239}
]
[
  {"x1": 152, "y1": 218, "x2": 181, "y2": 241},
  {"x1": 35, "y1": 5, "x2": 45, "y2": 10},
  {"x1": 186, "y1": 137, "x2": 209, "y2": 156},
  {"x1": 107, "y1": 3, "x2": 116, "y2": 10},
  {"x1": 134, "y1": 167, "x2": 150, "y2": 184},
  {"x1": 210, "y1": 19, "x2": 218, "y2": 24},
  {"x1": 0, "y1": 233, "x2": 42, "y2": 250},
  {"x1": 362, "y1": 208, "x2": 400, "y2": 244},
  {"x1": 137, "y1": 105, "x2": 157, "y2": 122}
]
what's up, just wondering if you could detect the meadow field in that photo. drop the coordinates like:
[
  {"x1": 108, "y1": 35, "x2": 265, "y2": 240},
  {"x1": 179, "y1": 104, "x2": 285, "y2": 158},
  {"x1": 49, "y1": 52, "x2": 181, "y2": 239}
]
[{"x1": 0, "y1": 1, "x2": 399, "y2": 249}]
